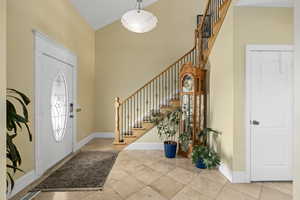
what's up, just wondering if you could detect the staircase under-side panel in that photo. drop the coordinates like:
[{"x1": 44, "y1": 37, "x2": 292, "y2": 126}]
[{"x1": 114, "y1": 0, "x2": 232, "y2": 146}]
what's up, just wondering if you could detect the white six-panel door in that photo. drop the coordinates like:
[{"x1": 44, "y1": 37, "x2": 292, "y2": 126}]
[
  {"x1": 247, "y1": 45, "x2": 294, "y2": 181},
  {"x1": 35, "y1": 32, "x2": 76, "y2": 176}
]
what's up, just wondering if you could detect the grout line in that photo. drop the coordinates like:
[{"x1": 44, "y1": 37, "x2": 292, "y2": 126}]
[{"x1": 214, "y1": 181, "x2": 227, "y2": 200}]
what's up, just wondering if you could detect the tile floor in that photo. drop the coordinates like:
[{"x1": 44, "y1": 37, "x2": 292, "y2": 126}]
[{"x1": 32, "y1": 139, "x2": 293, "y2": 200}]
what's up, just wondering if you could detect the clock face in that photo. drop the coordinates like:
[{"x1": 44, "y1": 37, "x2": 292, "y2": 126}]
[{"x1": 183, "y1": 75, "x2": 193, "y2": 92}]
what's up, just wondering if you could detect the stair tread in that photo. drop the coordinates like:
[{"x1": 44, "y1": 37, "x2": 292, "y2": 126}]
[
  {"x1": 160, "y1": 106, "x2": 173, "y2": 109},
  {"x1": 132, "y1": 127, "x2": 145, "y2": 129},
  {"x1": 124, "y1": 135, "x2": 137, "y2": 138}
]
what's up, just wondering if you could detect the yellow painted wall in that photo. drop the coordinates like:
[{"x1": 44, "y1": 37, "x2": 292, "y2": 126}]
[
  {"x1": 7, "y1": 0, "x2": 96, "y2": 178},
  {"x1": 294, "y1": 0, "x2": 300, "y2": 198},
  {"x1": 0, "y1": 0, "x2": 7, "y2": 198},
  {"x1": 208, "y1": 2, "x2": 235, "y2": 170},
  {"x1": 135, "y1": 127, "x2": 162, "y2": 143},
  {"x1": 233, "y1": 7, "x2": 294, "y2": 171},
  {"x1": 95, "y1": 0, "x2": 203, "y2": 133},
  {"x1": 208, "y1": 6, "x2": 293, "y2": 172}
]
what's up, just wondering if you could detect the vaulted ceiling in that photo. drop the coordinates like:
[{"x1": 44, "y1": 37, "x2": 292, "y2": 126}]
[
  {"x1": 69, "y1": 0, "x2": 158, "y2": 30},
  {"x1": 69, "y1": 0, "x2": 293, "y2": 30}
]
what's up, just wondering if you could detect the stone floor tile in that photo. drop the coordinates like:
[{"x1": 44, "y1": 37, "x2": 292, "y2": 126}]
[
  {"x1": 110, "y1": 175, "x2": 145, "y2": 199},
  {"x1": 150, "y1": 176, "x2": 184, "y2": 199},
  {"x1": 32, "y1": 139, "x2": 295, "y2": 200},
  {"x1": 189, "y1": 175, "x2": 224, "y2": 199},
  {"x1": 171, "y1": 186, "x2": 212, "y2": 200},
  {"x1": 226, "y1": 182, "x2": 262, "y2": 199},
  {"x1": 33, "y1": 191, "x2": 94, "y2": 200},
  {"x1": 260, "y1": 186, "x2": 292, "y2": 200},
  {"x1": 149, "y1": 160, "x2": 176, "y2": 174},
  {"x1": 263, "y1": 181, "x2": 293, "y2": 195},
  {"x1": 82, "y1": 187, "x2": 123, "y2": 200},
  {"x1": 200, "y1": 169, "x2": 228, "y2": 185},
  {"x1": 126, "y1": 186, "x2": 167, "y2": 200},
  {"x1": 107, "y1": 168, "x2": 130, "y2": 181},
  {"x1": 167, "y1": 167, "x2": 195, "y2": 184},
  {"x1": 216, "y1": 186, "x2": 257, "y2": 200},
  {"x1": 174, "y1": 158, "x2": 194, "y2": 170},
  {"x1": 133, "y1": 166, "x2": 163, "y2": 185},
  {"x1": 119, "y1": 159, "x2": 146, "y2": 174}
]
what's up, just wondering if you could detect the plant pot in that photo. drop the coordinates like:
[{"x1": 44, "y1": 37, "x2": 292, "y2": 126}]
[
  {"x1": 164, "y1": 141, "x2": 177, "y2": 158},
  {"x1": 178, "y1": 143, "x2": 193, "y2": 158},
  {"x1": 195, "y1": 159, "x2": 207, "y2": 169}
]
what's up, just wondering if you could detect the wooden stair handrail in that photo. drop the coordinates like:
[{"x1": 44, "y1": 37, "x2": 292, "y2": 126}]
[
  {"x1": 197, "y1": 0, "x2": 231, "y2": 67},
  {"x1": 197, "y1": 0, "x2": 213, "y2": 32},
  {"x1": 114, "y1": 0, "x2": 232, "y2": 145},
  {"x1": 121, "y1": 46, "x2": 196, "y2": 103},
  {"x1": 203, "y1": 0, "x2": 232, "y2": 64}
]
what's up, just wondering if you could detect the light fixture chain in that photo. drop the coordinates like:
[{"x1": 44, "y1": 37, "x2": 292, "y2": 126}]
[{"x1": 137, "y1": 0, "x2": 142, "y2": 12}]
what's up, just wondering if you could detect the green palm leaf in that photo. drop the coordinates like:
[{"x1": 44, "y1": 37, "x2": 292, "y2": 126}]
[{"x1": 6, "y1": 89, "x2": 31, "y2": 191}]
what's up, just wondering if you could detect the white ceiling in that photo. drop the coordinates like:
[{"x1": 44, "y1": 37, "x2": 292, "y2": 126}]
[
  {"x1": 70, "y1": 0, "x2": 294, "y2": 30},
  {"x1": 236, "y1": 0, "x2": 294, "y2": 7},
  {"x1": 69, "y1": 0, "x2": 158, "y2": 30}
]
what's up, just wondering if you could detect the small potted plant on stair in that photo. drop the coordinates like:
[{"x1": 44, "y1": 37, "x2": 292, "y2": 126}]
[
  {"x1": 156, "y1": 109, "x2": 181, "y2": 158},
  {"x1": 192, "y1": 128, "x2": 221, "y2": 169}
]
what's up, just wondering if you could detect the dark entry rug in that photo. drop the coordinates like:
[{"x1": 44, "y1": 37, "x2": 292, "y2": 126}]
[{"x1": 32, "y1": 151, "x2": 118, "y2": 192}]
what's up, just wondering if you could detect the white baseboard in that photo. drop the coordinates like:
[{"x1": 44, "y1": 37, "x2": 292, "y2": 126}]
[
  {"x1": 232, "y1": 171, "x2": 250, "y2": 183},
  {"x1": 125, "y1": 142, "x2": 164, "y2": 150},
  {"x1": 74, "y1": 132, "x2": 114, "y2": 151},
  {"x1": 74, "y1": 133, "x2": 95, "y2": 152},
  {"x1": 93, "y1": 132, "x2": 114, "y2": 139},
  {"x1": 8, "y1": 170, "x2": 37, "y2": 199},
  {"x1": 219, "y1": 163, "x2": 233, "y2": 182},
  {"x1": 219, "y1": 163, "x2": 250, "y2": 183}
]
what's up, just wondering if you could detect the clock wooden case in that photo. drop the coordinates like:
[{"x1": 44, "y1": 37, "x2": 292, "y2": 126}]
[{"x1": 178, "y1": 62, "x2": 207, "y2": 157}]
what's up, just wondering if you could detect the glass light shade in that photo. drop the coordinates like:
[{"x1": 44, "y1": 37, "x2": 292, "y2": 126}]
[{"x1": 121, "y1": 9, "x2": 158, "y2": 33}]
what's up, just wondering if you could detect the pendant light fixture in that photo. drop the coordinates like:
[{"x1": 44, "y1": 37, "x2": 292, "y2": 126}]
[{"x1": 121, "y1": 0, "x2": 158, "y2": 33}]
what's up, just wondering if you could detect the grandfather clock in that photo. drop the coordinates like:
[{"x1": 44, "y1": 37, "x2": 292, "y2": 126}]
[{"x1": 178, "y1": 62, "x2": 207, "y2": 157}]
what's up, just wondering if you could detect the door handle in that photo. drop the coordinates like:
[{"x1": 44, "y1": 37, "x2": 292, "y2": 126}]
[
  {"x1": 70, "y1": 103, "x2": 74, "y2": 118},
  {"x1": 251, "y1": 120, "x2": 260, "y2": 125}
]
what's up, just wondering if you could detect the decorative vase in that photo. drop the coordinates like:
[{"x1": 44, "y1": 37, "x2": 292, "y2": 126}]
[
  {"x1": 196, "y1": 159, "x2": 207, "y2": 169},
  {"x1": 164, "y1": 141, "x2": 177, "y2": 158}
]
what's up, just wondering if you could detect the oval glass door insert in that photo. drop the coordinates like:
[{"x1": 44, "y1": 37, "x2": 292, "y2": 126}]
[{"x1": 51, "y1": 73, "x2": 68, "y2": 142}]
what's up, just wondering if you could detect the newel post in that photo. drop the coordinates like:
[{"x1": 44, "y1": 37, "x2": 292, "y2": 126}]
[{"x1": 114, "y1": 97, "x2": 121, "y2": 144}]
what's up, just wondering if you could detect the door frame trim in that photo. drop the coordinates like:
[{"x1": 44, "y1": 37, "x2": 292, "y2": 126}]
[
  {"x1": 33, "y1": 30, "x2": 78, "y2": 176},
  {"x1": 245, "y1": 44, "x2": 294, "y2": 182}
]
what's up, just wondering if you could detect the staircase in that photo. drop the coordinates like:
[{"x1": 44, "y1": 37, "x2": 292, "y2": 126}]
[{"x1": 114, "y1": 0, "x2": 232, "y2": 146}]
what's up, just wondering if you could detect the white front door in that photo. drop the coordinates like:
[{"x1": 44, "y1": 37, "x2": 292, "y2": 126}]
[
  {"x1": 35, "y1": 32, "x2": 76, "y2": 175},
  {"x1": 247, "y1": 46, "x2": 294, "y2": 181}
]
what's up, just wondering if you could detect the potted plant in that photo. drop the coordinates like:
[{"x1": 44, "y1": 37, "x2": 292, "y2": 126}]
[
  {"x1": 198, "y1": 128, "x2": 220, "y2": 146},
  {"x1": 177, "y1": 124, "x2": 193, "y2": 157},
  {"x1": 191, "y1": 128, "x2": 221, "y2": 169},
  {"x1": 6, "y1": 89, "x2": 32, "y2": 192},
  {"x1": 156, "y1": 109, "x2": 181, "y2": 158},
  {"x1": 177, "y1": 103, "x2": 193, "y2": 156},
  {"x1": 192, "y1": 145, "x2": 220, "y2": 169}
]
